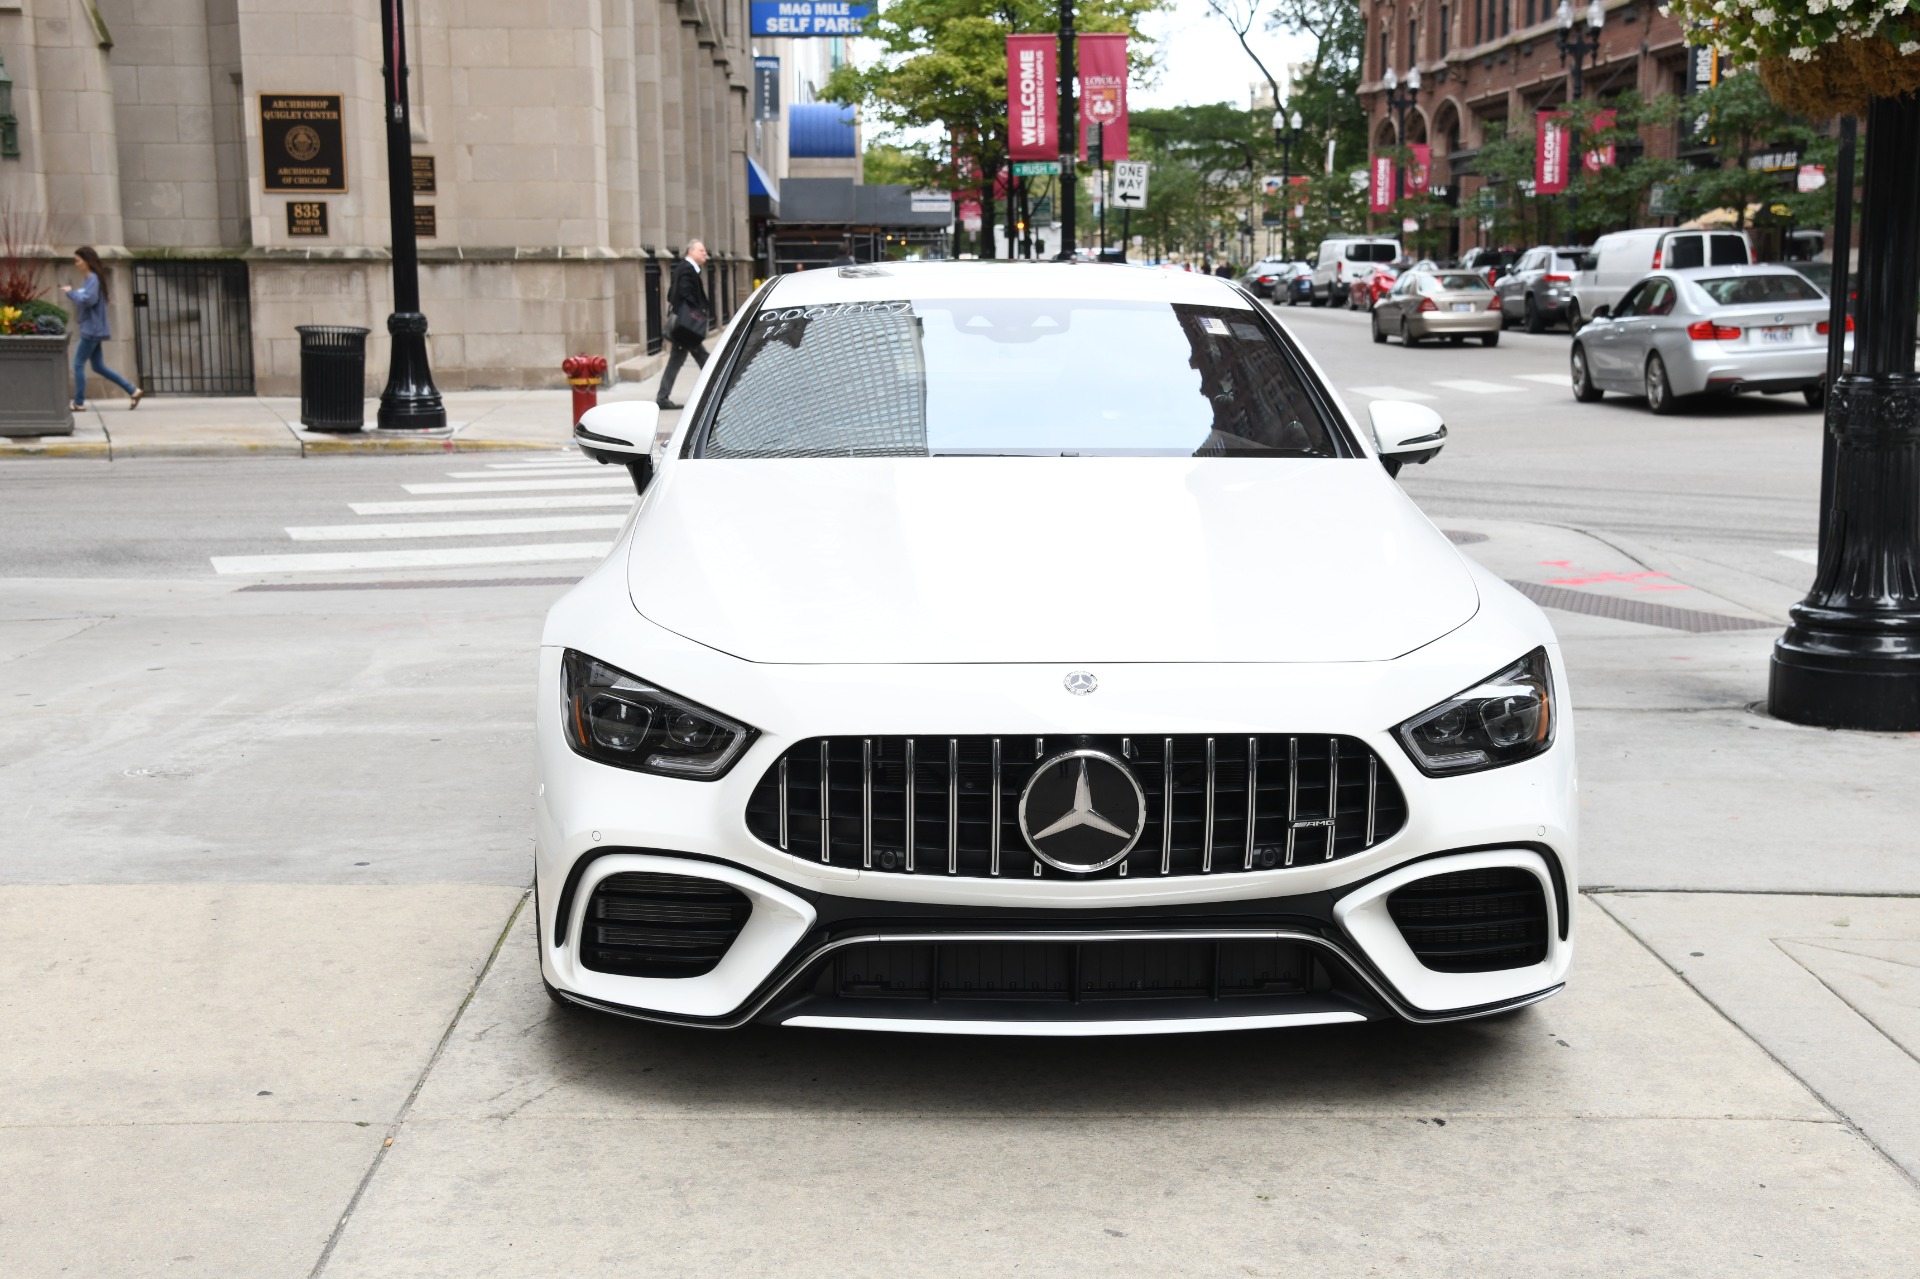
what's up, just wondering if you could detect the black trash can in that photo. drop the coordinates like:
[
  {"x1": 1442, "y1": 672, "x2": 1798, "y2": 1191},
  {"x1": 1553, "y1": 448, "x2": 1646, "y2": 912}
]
[{"x1": 296, "y1": 325, "x2": 370, "y2": 433}]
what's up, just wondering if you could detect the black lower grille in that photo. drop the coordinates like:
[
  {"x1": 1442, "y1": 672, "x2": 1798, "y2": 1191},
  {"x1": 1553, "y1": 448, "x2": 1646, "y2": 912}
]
[
  {"x1": 1387, "y1": 867, "x2": 1549, "y2": 973},
  {"x1": 581, "y1": 872, "x2": 752, "y2": 978},
  {"x1": 744, "y1": 734, "x2": 1408, "y2": 879},
  {"x1": 822, "y1": 937, "x2": 1326, "y2": 1003}
]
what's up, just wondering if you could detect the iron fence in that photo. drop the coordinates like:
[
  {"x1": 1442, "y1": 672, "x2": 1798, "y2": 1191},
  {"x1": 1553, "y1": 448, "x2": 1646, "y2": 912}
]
[{"x1": 130, "y1": 260, "x2": 255, "y2": 395}]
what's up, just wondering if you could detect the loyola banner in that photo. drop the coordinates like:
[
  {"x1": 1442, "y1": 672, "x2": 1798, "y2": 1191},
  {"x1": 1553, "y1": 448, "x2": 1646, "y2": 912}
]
[
  {"x1": 1536, "y1": 111, "x2": 1571, "y2": 194},
  {"x1": 1407, "y1": 143, "x2": 1432, "y2": 196},
  {"x1": 1007, "y1": 35, "x2": 1057, "y2": 162},
  {"x1": 1077, "y1": 32, "x2": 1128, "y2": 161},
  {"x1": 1369, "y1": 154, "x2": 1396, "y2": 213}
]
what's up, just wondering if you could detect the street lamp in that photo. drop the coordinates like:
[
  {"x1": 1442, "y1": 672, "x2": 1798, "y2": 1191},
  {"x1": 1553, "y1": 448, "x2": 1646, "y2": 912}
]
[
  {"x1": 1274, "y1": 108, "x2": 1302, "y2": 259},
  {"x1": 1556, "y1": 0, "x2": 1605, "y2": 238},
  {"x1": 1382, "y1": 66, "x2": 1420, "y2": 205},
  {"x1": 376, "y1": 0, "x2": 445, "y2": 430}
]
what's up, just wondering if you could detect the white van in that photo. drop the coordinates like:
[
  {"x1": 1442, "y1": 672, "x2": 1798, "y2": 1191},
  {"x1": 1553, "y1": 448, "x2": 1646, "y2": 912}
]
[
  {"x1": 1311, "y1": 237, "x2": 1402, "y2": 308},
  {"x1": 1571, "y1": 228, "x2": 1753, "y2": 329}
]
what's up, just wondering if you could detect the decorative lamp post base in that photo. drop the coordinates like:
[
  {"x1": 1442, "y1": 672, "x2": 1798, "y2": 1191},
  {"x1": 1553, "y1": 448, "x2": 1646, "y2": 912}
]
[
  {"x1": 376, "y1": 311, "x2": 446, "y2": 431},
  {"x1": 1769, "y1": 91, "x2": 1920, "y2": 732}
]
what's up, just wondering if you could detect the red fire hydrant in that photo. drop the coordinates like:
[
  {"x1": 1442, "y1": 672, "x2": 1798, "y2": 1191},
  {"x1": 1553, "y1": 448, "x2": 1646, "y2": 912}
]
[{"x1": 563, "y1": 354, "x2": 608, "y2": 427}]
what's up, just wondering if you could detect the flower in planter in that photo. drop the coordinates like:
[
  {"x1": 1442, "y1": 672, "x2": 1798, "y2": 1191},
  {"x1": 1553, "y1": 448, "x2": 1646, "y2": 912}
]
[{"x1": 0, "y1": 305, "x2": 38, "y2": 336}]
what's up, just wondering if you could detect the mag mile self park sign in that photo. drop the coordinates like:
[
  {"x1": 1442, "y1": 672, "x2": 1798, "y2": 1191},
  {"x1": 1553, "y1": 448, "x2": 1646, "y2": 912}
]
[{"x1": 750, "y1": 1, "x2": 871, "y2": 35}]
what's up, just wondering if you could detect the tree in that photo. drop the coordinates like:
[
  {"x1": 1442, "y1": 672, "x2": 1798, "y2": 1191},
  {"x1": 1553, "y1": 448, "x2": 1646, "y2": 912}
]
[
  {"x1": 1667, "y1": 71, "x2": 1831, "y2": 233},
  {"x1": 824, "y1": 0, "x2": 1164, "y2": 257}
]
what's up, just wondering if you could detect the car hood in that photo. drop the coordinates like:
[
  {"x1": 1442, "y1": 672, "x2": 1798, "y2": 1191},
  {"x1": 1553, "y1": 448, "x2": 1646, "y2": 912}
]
[{"x1": 626, "y1": 458, "x2": 1479, "y2": 664}]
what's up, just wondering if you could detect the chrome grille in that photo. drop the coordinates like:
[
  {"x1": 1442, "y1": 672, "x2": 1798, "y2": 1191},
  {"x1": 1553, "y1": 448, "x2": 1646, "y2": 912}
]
[{"x1": 744, "y1": 735, "x2": 1407, "y2": 879}]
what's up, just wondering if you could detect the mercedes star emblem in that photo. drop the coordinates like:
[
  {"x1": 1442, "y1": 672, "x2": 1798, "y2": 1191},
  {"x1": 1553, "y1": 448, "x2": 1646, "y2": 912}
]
[
  {"x1": 1063, "y1": 670, "x2": 1098, "y2": 695},
  {"x1": 1018, "y1": 749, "x2": 1146, "y2": 873}
]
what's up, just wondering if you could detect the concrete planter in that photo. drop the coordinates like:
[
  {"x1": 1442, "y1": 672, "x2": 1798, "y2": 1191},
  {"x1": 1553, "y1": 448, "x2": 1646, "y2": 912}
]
[{"x1": 0, "y1": 335, "x2": 75, "y2": 437}]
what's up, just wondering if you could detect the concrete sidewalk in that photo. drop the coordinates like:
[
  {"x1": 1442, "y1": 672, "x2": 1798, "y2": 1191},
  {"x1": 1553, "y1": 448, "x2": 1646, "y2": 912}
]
[{"x1": 0, "y1": 346, "x2": 691, "y2": 462}]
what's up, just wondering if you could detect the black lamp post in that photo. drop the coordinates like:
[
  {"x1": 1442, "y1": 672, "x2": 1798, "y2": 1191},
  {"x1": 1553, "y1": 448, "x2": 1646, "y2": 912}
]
[
  {"x1": 376, "y1": 0, "x2": 445, "y2": 431},
  {"x1": 1770, "y1": 95, "x2": 1920, "y2": 730},
  {"x1": 1057, "y1": 0, "x2": 1077, "y2": 259},
  {"x1": 1556, "y1": 0, "x2": 1605, "y2": 238},
  {"x1": 1274, "y1": 108, "x2": 1301, "y2": 259},
  {"x1": 1381, "y1": 67, "x2": 1420, "y2": 205}
]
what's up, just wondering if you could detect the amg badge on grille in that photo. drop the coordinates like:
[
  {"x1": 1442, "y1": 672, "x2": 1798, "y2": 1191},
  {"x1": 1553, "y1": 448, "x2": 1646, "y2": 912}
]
[
  {"x1": 1018, "y1": 750, "x2": 1145, "y2": 873},
  {"x1": 1063, "y1": 670, "x2": 1098, "y2": 695}
]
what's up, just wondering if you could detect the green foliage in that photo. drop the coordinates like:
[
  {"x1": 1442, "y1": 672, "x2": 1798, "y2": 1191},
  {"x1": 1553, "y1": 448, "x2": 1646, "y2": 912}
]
[
  {"x1": 1665, "y1": 72, "x2": 1831, "y2": 230},
  {"x1": 862, "y1": 141, "x2": 932, "y2": 188}
]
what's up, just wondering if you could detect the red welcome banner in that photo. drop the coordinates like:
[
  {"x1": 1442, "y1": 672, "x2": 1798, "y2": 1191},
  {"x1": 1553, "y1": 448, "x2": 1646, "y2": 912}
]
[
  {"x1": 1536, "y1": 111, "x2": 1570, "y2": 194},
  {"x1": 1007, "y1": 35, "x2": 1058, "y2": 162},
  {"x1": 1077, "y1": 32, "x2": 1129, "y2": 161},
  {"x1": 1407, "y1": 143, "x2": 1432, "y2": 195},
  {"x1": 1369, "y1": 154, "x2": 1396, "y2": 212},
  {"x1": 1584, "y1": 108, "x2": 1617, "y2": 172}
]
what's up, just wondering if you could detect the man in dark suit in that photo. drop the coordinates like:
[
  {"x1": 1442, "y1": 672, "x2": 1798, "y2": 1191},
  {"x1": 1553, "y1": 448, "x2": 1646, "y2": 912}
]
[{"x1": 657, "y1": 239, "x2": 710, "y2": 410}]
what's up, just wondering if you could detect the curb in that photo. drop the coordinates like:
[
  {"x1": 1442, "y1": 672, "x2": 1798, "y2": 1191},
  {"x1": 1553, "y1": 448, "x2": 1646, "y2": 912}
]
[{"x1": 1, "y1": 433, "x2": 573, "y2": 460}]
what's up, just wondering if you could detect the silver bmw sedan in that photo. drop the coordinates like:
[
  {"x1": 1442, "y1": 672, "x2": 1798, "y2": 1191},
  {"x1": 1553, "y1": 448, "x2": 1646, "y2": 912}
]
[{"x1": 1569, "y1": 265, "x2": 1837, "y2": 414}]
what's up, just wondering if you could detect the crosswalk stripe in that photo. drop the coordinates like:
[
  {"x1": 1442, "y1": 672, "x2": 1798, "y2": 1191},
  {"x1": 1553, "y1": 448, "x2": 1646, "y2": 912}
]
[
  {"x1": 286, "y1": 515, "x2": 629, "y2": 542},
  {"x1": 402, "y1": 477, "x2": 631, "y2": 494},
  {"x1": 1432, "y1": 379, "x2": 1528, "y2": 394},
  {"x1": 1347, "y1": 385, "x2": 1437, "y2": 401},
  {"x1": 211, "y1": 542, "x2": 614, "y2": 575},
  {"x1": 349, "y1": 494, "x2": 635, "y2": 515},
  {"x1": 442, "y1": 466, "x2": 605, "y2": 479},
  {"x1": 1513, "y1": 373, "x2": 1570, "y2": 386}
]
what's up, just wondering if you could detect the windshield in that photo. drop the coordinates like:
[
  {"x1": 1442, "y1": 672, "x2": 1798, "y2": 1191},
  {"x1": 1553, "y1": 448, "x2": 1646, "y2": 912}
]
[
  {"x1": 700, "y1": 298, "x2": 1347, "y2": 460},
  {"x1": 1694, "y1": 274, "x2": 1823, "y2": 305}
]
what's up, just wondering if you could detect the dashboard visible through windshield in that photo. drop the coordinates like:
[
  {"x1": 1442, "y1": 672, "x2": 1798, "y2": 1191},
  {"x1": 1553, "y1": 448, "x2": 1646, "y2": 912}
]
[{"x1": 695, "y1": 297, "x2": 1350, "y2": 460}]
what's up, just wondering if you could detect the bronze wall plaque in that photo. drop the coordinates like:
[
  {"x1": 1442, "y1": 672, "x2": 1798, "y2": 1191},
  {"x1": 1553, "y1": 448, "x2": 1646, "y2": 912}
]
[
  {"x1": 411, "y1": 155, "x2": 436, "y2": 194},
  {"x1": 260, "y1": 94, "x2": 346, "y2": 192},
  {"x1": 286, "y1": 200, "x2": 330, "y2": 237},
  {"x1": 413, "y1": 205, "x2": 437, "y2": 238}
]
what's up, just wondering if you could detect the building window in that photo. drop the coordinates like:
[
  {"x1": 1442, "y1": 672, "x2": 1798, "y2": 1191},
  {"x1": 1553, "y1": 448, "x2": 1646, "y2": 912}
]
[
  {"x1": 1381, "y1": 31, "x2": 1390, "y2": 78},
  {"x1": 1441, "y1": 6, "x2": 1450, "y2": 54},
  {"x1": 1409, "y1": 19, "x2": 1418, "y2": 67},
  {"x1": 1501, "y1": 0, "x2": 1511, "y2": 37}
]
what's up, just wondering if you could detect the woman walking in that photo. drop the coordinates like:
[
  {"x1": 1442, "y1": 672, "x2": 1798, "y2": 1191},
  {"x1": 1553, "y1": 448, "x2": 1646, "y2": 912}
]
[{"x1": 61, "y1": 247, "x2": 142, "y2": 411}]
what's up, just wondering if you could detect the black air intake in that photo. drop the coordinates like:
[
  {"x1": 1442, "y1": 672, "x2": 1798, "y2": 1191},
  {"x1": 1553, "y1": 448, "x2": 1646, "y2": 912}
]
[
  {"x1": 580, "y1": 872, "x2": 752, "y2": 978},
  {"x1": 1386, "y1": 866, "x2": 1549, "y2": 973}
]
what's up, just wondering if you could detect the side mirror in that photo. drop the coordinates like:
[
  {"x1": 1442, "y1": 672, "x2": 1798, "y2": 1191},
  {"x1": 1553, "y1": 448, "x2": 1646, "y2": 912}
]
[
  {"x1": 1368, "y1": 400, "x2": 1447, "y2": 477},
  {"x1": 575, "y1": 401, "x2": 662, "y2": 493}
]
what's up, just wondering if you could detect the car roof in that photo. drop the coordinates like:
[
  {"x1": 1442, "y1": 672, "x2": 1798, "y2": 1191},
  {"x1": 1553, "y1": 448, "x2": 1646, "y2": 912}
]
[
  {"x1": 758, "y1": 261, "x2": 1256, "y2": 308},
  {"x1": 1657, "y1": 264, "x2": 1808, "y2": 279}
]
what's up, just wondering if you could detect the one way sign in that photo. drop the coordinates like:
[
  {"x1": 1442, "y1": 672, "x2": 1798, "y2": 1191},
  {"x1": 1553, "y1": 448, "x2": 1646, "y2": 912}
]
[{"x1": 1111, "y1": 160, "x2": 1149, "y2": 209}]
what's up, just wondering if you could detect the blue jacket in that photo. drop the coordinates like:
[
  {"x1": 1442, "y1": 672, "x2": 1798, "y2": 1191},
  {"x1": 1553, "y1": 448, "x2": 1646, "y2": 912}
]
[{"x1": 67, "y1": 273, "x2": 111, "y2": 340}]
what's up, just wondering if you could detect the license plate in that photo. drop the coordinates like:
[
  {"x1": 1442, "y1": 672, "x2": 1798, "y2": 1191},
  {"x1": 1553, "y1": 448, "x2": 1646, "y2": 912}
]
[
  {"x1": 1450, "y1": 302, "x2": 1474, "y2": 312},
  {"x1": 1760, "y1": 326, "x2": 1793, "y2": 343}
]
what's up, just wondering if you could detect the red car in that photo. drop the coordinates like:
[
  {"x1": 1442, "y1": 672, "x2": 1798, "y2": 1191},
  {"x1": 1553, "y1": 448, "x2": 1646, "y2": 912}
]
[{"x1": 1348, "y1": 265, "x2": 1398, "y2": 311}]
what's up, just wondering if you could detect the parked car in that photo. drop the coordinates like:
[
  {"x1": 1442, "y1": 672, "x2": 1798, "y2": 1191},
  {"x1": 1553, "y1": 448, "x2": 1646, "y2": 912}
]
[
  {"x1": 1570, "y1": 227, "x2": 1754, "y2": 332},
  {"x1": 1569, "y1": 265, "x2": 1833, "y2": 414},
  {"x1": 1237, "y1": 257, "x2": 1294, "y2": 299},
  {"x1": 548, "y1": 260, "x2": 1575, "y2": 1035},
  {"x1": 1459, "y1": 247, "x2": 1520, "y2": 286},
  {"x1": 1348, "y1": 263, "x2": 1399, "y2": 310},
  {"x1": 1495, "y1": 245, "x2": 1588, "y2": 333},
  {"x1": 1280, "y1": 261, "x2": 1316, "y2": 305},
  {"x1": 1372, "y1": 270, "x2": 1503, "y2": 347},
  {"x1": 1311, "y1": 237, "x2": 1401, "y2": 307}
]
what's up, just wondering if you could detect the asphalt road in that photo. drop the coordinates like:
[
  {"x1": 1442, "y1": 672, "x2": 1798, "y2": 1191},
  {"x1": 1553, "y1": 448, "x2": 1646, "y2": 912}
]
[{"x1": 4, "y1": 310, "x2": 1918, "y2": 1278}]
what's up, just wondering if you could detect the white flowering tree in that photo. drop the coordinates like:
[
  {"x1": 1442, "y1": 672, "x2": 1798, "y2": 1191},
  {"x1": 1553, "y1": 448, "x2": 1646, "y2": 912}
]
[{"x1": 1663, "y1": 0, "x2": 1919, "y2": 113}]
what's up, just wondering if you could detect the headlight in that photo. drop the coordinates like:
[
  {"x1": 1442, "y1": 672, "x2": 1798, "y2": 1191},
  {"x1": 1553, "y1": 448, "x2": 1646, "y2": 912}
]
[
  {"x1": 561, "y1": 650, "x2": 756, "y2": 779},
  {"x1": 1394, "y1": 648, "x2": 1555, "y2": 776}
]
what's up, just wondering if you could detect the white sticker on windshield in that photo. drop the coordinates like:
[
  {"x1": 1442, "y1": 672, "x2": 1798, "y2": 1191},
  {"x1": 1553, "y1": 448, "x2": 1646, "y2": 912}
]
[{"x1": 1200, "y1": 316, "x2": 1229, "y2": 335}]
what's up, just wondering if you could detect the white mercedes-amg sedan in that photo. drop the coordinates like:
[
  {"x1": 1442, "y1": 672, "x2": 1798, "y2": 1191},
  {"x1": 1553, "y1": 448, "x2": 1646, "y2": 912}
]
[{"x1": 538, "y1": 261, "x2": 1575, "y2": 1036}]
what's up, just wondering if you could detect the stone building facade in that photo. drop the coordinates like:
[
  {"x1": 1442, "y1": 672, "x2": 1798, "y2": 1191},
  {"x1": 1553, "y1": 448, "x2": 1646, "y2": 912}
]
[
  {"x1": 1360, "y1": 0, "x2": 1691, "y2": 256},
  {"x1": 0, "y1": 0, "x2": 767, "y2": 394}
]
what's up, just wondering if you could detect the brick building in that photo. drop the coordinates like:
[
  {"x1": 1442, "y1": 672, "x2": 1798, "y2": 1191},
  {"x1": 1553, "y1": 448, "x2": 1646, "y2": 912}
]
[{"x1": 1360, "y1": 0, "x2": 1692, "y2": 257}]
